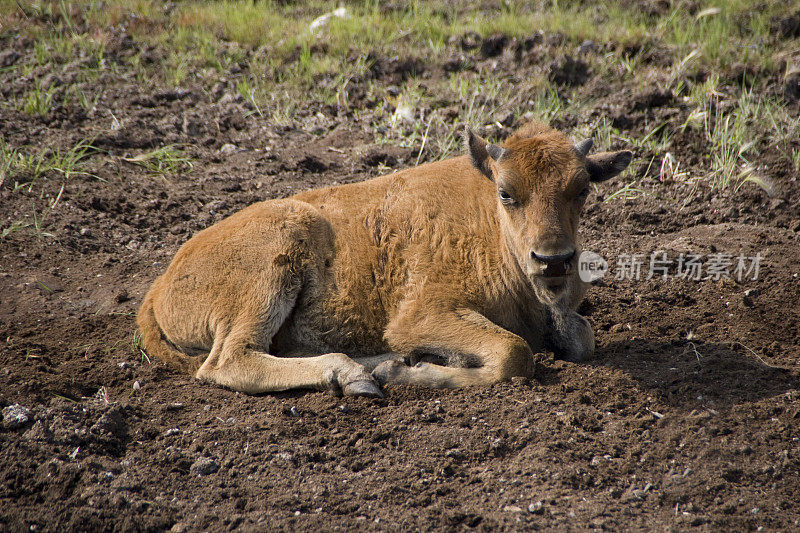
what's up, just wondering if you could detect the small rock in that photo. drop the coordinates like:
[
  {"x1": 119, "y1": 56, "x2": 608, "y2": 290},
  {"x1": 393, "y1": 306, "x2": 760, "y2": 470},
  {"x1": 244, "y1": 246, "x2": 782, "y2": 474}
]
[
  {"x1": 528, "y1": 501, "x2": 545, "y2": 514},
  {"x1": 503, "y1": 505, "x2": 523, "y2": 513},
  {"x1": 132, "y1": 381, "x2": 141, "y2": 390},
  {"x1": 79, "y1": 228, "x2": 93, "y2": 237},
  {"x1": 219, "y1": 143, "x2": 237, "y2": 156},
  {"x1": 190, "y1": 457, "x2": 219, "y2": 476},
  {"x1": 3, "y1": 404, "x2": 32, "y2": 429},
  {"x1": 337, "y1": 404, "x2": 351, "y2": 414},
  {"x1": 744, "y1": 288, "x2": 759, "y2": 298},
  {"x1": 115, "y1": 289, "x2": 129, "y2": 303}
]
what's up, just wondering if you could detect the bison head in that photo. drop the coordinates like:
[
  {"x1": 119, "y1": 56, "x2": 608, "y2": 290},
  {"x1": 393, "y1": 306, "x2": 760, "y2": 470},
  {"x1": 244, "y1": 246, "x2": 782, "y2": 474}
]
[{"x1": 467, "y1": 122, "x2": 631, "y2": 303}]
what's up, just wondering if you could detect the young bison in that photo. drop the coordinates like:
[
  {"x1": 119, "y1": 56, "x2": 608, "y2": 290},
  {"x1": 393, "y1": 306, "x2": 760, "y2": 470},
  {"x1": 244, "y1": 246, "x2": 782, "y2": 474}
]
[{"x1": 137, "y1": 121, "x2": 631, "y2": 397}]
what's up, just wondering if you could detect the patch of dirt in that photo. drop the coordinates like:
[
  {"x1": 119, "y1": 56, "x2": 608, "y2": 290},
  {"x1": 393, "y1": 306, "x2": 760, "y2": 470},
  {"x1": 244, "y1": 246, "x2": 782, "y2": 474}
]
[{"x1": 2, "y1": 24, "x2": 800, "y2": 532}]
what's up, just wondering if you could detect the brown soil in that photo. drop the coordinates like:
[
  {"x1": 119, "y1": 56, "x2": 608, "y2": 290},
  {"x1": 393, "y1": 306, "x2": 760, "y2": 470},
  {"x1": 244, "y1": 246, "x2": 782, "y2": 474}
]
[{"x1": 2, "y1": 25, "x2": 800, "y2": 532}]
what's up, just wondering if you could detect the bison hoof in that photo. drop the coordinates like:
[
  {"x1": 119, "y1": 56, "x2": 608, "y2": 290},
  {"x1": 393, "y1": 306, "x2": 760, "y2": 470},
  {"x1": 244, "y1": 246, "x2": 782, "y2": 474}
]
[
  {"x1": 342, "y1": 379, "x2": 384, "y2": 398},
  {"x1": 372, "y1": 359, "x2": 408, "y2": 386}
]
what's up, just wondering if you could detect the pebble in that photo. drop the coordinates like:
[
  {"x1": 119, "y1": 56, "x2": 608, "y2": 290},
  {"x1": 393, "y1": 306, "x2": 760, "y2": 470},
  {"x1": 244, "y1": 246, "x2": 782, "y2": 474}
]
[
  {"x1": 219, "y1": 143, "x2": 237, "y2": 156},
  {"x1": 3, "y1": 404, "x2": 32, "y2": 429},
  {"x1": 189, "y1": 457, "x2": 219, "y2": 476},
  {"x1": 528, "y1": 501, "x2": 545, "y2": 514}
]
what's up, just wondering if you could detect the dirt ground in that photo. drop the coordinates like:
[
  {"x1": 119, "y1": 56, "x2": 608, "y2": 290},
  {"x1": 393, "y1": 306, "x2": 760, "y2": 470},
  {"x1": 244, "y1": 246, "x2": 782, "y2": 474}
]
[{"x1": 2, "y1": 15, "x2": 800, "y2": 533}]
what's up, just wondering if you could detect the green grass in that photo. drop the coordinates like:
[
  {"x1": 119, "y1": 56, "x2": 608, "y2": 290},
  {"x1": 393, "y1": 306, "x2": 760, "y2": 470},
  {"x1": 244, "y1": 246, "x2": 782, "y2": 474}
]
[
  {"x1": 1, "y1": 0, "x2": 798, "y2": 194},
  {"x1": 1, "y1": 138, "x2": 97, "y2": 190},
  {"x1": 122, "y1": 145, "x2": 193, "y2": 175},
  {"x1": 1, "y1": 220, "x2": 30, "y2": 239},
  {"x1": 604, "y1": 183, "x2": 651, "y2": 202},
  {"x1": 1, "y1": 206, "x2": 55, "y2": 241},
  {"x1": 22, "y1": 83, "x2": 57, "y2": 117}
]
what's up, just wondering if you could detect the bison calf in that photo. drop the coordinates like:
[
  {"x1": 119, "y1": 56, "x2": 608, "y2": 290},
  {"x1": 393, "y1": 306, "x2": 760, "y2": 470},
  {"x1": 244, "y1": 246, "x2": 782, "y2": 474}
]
[{"x1": 137, "y1": 121, "x2": 631, "y2": 397}]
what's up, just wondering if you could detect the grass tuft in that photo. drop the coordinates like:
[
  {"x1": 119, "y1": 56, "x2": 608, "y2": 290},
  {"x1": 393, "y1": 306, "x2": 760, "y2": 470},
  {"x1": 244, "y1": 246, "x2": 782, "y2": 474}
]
[{"x1": 123, "y1": 145, "x2": 193, "y2": 175}]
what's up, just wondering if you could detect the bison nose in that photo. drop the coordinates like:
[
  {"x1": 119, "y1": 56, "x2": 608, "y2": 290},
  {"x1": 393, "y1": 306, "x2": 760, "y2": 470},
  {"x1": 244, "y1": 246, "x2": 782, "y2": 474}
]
[
  {"x1": 531, "y1": 249, "x2": 575, "y2": 276},
  {"x1": 531, "y1": 249, "x2": 575, "y2": 265}
]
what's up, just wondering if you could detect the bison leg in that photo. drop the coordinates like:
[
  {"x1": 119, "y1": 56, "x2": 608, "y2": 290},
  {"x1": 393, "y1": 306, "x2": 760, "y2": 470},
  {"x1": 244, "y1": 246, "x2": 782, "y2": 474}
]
[
  {"x1": 545, "y1": 305, "x2": 595, "y2": 362},
  {"x1": 352, "y1": 352, "x2": 404, "y2": 372},
  {"x1": 196, "y1": 340, "x2": 382, "y2": 397},
  {"x1": 375, "y1": 308, "x2": 535, "y2": 388}
]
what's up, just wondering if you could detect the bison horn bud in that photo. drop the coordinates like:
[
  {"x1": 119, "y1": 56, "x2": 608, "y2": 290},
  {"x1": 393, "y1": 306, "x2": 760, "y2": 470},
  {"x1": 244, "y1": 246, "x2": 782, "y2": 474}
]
[{"x1": 486, "y1": 143, "x2": 506, "y2": 161}]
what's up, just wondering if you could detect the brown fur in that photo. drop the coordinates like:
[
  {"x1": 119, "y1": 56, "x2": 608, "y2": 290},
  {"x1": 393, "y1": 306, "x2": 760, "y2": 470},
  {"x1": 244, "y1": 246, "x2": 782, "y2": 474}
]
[{"x1": 137, "y1": 122, "x2": 631, "y2": 395}]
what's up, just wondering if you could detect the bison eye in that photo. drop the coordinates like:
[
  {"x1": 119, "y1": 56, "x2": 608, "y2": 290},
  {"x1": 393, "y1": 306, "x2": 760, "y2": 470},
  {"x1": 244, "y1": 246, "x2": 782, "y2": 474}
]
[
  {"x1": 498, "y1": 189, "x2": 516, "y2": 205},
  {"x1": 576, "y1": 186, "x2": 591, "y2": 201}
]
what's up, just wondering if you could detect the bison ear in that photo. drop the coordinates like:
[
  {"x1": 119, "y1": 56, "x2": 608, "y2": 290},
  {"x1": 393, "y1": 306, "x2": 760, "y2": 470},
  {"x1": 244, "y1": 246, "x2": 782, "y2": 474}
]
[
  {"x1": 465, "y1": 128, "x2": 506, "y2": 180},
  {"x1": 575, "y1": 138, "x2": 593, "y2": 156},
  {"x1": 586, "y1": 150, "x2": 633, "y2": 182}
]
